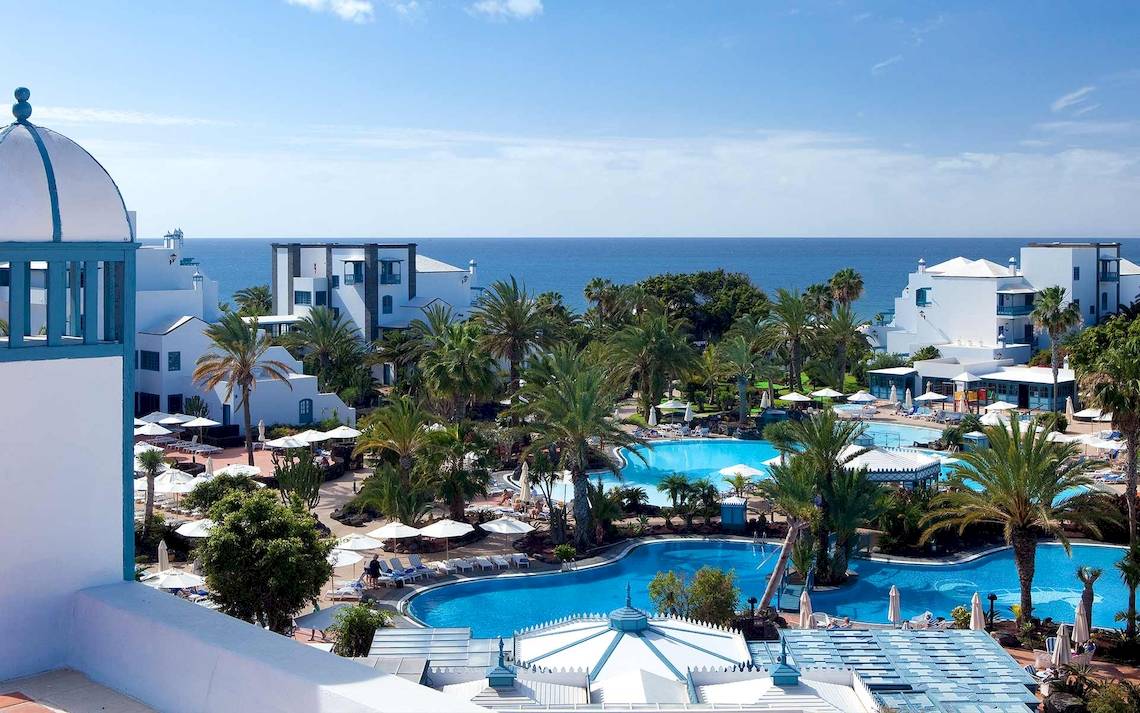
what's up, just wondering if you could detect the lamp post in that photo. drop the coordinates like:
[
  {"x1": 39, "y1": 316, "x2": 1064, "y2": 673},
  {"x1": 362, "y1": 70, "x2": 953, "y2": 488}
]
[{"x1": 987, "y1": 593, "x2": 998, "y2": 631}]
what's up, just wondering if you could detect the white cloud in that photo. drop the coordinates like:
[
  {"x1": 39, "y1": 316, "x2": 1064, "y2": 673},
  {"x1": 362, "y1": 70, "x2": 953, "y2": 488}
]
[
  {"x1": 871, "y1": 55, "x2": 902, "y2": 75},
  {"x1": 1034, "y1": 119, "x2": 1140, "y2": 137},
  {"x1": 1050, "y1": 85, "x2": 1096, "y2": 113},
  {"x1": 468, "y1": 0, "x2": 543, "y2": 21},
  {"x1": 908, "y1": 14, "x2": 945, "y2": 47},
  {"x1": 34, "y1": 106, "x2": 227, "y2": 127},
  {"x1": 285, "y1": 0, "x2": 375, "y2": 24},
  {"x1": 1072, "y1": 103, "x2": 1101, "y2": 117}
]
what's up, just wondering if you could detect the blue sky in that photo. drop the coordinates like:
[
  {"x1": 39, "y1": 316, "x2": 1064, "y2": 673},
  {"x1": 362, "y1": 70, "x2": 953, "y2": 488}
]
[{"x1": 6, "y1": 1, "x2": 1140, "y2": 238}]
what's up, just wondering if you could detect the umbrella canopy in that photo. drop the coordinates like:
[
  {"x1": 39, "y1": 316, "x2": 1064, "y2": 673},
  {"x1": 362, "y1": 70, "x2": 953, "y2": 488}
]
[
  {"x1": 904, "y1": 388, "x2": 913, "y2": 412},
  {"x1": 888, "y1": 384, "x2": 898, "y2": 403},
  {"x1": 1074, "y1": 600, "x2": 1091, "y2": 645},
  {"x1": 175, "y1": 518, "x2": 215, "y2": 538},
  {"x1": 264, "y1": 435, "x2": 309, "y2": 449},
  {"x1": 1065, "y1": 396, "x2": 1075, "y2": 423},
  {"x1": 1047, "y1": 431, "x2": 1081, "y2": 443},
  {"x1": 915, "y1": 391, "x2": 948, "y2": 402},
  {"x1": 158, "y1": 414, "x2": 193, "y2": 426},
  {"x1": 135, "y1": 422, "x2": 172, "y2": 437},
  {"x1": 135, "y1": 469, "x2": 198, "y2": 494},
  {"x1": 140, "y1": 411, "x2": 173, "y2": 423},
  {"x1": 1052, "y1": 624, "x2": 1072, "y2": 667},
  {"x1": 367, "y1": 521, "x2": 421, "y2": 540},
  {"x1": 518, "y1": 462, "x2": 531, "y2": 503},
  {"x1": 781, "y1": 391, "x2": 813, "y2": 403},
  {"x1": 648, "y1": 407, "x2": 658, "y2": 427},
  {"x1": 847, "y1": 391, "x2": 877, "y2": 404},
  {"x1": 888, "y1": 585, "x2": 902, "y2": 625},
  {"x1": 324, "y1": 425, "x2": 362, "y2": 439},
  {"x1": 985, "y1": 401, "x2": 1018, "y2": 412},
  {"x1": 1073, "y1": 407, "x2": 1103, "y2": 419},
  {"x1": 419, "y1": 519, "x2": 476, "y2": 539},
  {"x1": 798, "y1": 590, "x2": 814, "y2": 629},
  {"x1": 810, "y1": 387, "x2": 843, "y2": 399},
  {"x1": 683, "y1": 403, "x2": 693, "y2": 422},
  {"x1": 204, "y1": 457, "x2": 214, "y2": 477},
  {"x1": 182, "y1": 416, "x2": 220, "y2": 429},
  {"x1": 1082, "y1": 435, "x2": 1124, "y2": 451},
  {"x1": 659, "y1": 398, "x2": 687, "y2": 410},
  {"x1": 215, "y1": 464, "x2": 261, "y2": 478},
  {"x1": 980, "y1": 412, "x2": 1008, "y2": 427},
  {"x1": 149, "y1": 569, "x2": 204, "y2": 590},
  {"x1": 134, "y1": 442, "x2": 164, "y2": 454},
  {"x1": 759, "y1": 390, "x2": 772, "y2": 409},
  {"x1": 258, "y1": 419, "x2": 266, "y2": 442},
  {"x1": 157, "y1": 540, "x2": 170, "y2": 572},
  {"x1": 328, "y1": 549, "x2": 364, "y2": 568},
  {"x1": 970, "y1": 592, "x2": 986, "y2": 631},
  {"x1": 335, "y1": 534, "x2": 384, "y2": 551},
  {"x1": 951, "y1": 371, "x2": 981, "y2": 383},
  {"x1": 134, "y1": 418, "x2": 147, "y2": 427},
  {"x1": 294, "y1": 429, "x2": 332, "y2": 444},
  {"x1": 480, "y1": 516, "x2": 535, "y2": 535},
  {"x1": 718, "y1": 463, "x2": 765, "y2": 478}
]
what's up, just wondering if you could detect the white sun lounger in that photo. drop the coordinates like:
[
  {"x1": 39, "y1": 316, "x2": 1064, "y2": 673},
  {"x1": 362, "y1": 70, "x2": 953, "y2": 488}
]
[
  {"x1": 452, "y1": 558, "x2": 475, "y2": 573},
  {"x1": 510, "y1": 553, "x2": 530, "y2": 568},
  {"x1": 490, "y1": 555, "x2": 511, "y2": 569},
  {"x1": 472, "y1": 556, "x2": 495, "y2": 571},
  {"x1": 428, "y1": 559, "x2": 457, "y2": 575}
]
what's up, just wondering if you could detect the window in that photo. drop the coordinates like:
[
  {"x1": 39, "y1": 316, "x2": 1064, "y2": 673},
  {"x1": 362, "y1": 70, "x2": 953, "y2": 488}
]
[
  {"x1": 139, "y1": 350, "x2": 160, "y2": 372},
  {"x1": 382, "y1": 295, "x2": 393, "y2": 314},
  {"x1": 168, "y1": 351, "x2": 181, "y2": 372},
  {"x1": 330, "y1": 275, "x2": 340, "y2": 288},
  {"x1": 136, "y1": 392, "x2": 160, "y2": 416},
  {"x1": 1101, "y1": 292, "x2": 1108, "y2": 311},
  {"x1": 294, "y1": 290, "x2": 312, "y2": 305},
  {"x1": 1073, "y1": 266, "x2": 1080, "y2": 281},
  {"x1": 380, "y1": 259, "x2": 401, "y2": 285},
  {"x1": 915, "y1": 288, "x2": 931, "y2": 307},
  {"x1": 315, "y1": 290, "x2": 327, "y2": 306},
  {"x1": 0, "y1": 268, "x2": 8, "y2": 287},
  {"x1": 299, "y1": 398, "x2": 313, "y2": 425},
  {"x1": 167, "y1": 394, "x2": 183, "y2": 414},
  {"x1": 344, "y1": 261, "x2": 364, "y2": 285},
  {"x1": 332, "y1": 307, "x2": 341, "y2": 320},
  {"x1": 1090, "y1": 305, "x2": 1096, "y2": 315}
]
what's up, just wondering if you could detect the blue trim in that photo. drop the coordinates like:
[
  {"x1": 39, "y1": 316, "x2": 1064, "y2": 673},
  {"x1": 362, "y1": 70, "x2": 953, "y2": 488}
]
[
  {"x1": 7, "y1": 260, "x2": 26, "y2": 347},
  {"x1": 589, "y1": 631, "x2": 626, "y2": 682},
  {"x1": 647, "y1": 626, "x2": 743, "y2": 665},
  {"x1": 0, "y1": 342, "x2": 125, "y2": 362},
  {"x1": 636, "y1": 632, "x2": 685, "y2": 680},
  {"x1": 46, "y1": 261, "x2": 66, "y2": 345},
  {"x1": 22, "y1": 123, "x2": 62, "y2": 242},
  {"x1": 121, "y1": 248, "x2": 136, "y2": 579},
  {"x1": 526, "y1": 626, "x2": 611, "y2": 664}
]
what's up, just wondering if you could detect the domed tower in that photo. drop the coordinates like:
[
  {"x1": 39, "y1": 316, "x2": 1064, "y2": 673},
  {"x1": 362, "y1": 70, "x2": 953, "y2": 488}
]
[{"x1": 0, "y1": 87, "x2": 138, "y2": 681}]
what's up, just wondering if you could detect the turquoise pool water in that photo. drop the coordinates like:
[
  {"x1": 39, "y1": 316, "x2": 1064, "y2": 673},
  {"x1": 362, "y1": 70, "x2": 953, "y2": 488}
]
[{"x1": 407, "y1": 540, "x2": 1127, "y2": 638}]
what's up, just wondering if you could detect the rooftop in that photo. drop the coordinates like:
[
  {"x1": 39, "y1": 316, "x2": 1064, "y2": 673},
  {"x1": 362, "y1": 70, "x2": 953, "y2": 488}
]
[
  {"x1": 980, "y1": 365, "x2": 1076, "y2": 384},
  {"x1": 925, "y1": 256, "x2": 1013, "y2": 278}
]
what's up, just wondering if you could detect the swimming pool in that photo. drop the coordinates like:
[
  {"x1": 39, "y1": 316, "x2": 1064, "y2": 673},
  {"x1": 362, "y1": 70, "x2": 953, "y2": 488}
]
[{"x1": 406, "y1": 539, "x2": 1127, "y2": 638}]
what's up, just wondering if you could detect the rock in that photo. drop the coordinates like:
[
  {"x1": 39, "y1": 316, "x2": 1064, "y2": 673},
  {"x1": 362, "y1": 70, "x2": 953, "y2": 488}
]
[
  {"x1": 1044, "y1": 692, "x2": 1086, "y2": 713},
  {"x1": 995, "y1": 633, "x2": 1020, "y2": 648}
]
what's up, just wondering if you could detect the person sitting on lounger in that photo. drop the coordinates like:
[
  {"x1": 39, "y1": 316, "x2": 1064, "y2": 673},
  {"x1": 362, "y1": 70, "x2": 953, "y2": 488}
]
[{"x1": 364, "y1": 555, "x2": 381, "y2": 586}]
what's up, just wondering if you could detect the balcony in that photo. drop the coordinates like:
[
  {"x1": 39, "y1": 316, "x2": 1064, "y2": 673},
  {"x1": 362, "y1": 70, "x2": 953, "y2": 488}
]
[
  {"x1": 996, "y1": 303, "x2": 1033, "y2": 317},
  {"x1": 178, "y1": 257, "x2": 198, "y2": 266},
  {"x1": 874, "y1": 310, "x2": 894, "y2": 326},
  {"x1": 380, "y1": 274, "x2": 401, "y2": 285},
  {"x1": 1099, "y1": 271, "x2": 1120, "y2": 282}
]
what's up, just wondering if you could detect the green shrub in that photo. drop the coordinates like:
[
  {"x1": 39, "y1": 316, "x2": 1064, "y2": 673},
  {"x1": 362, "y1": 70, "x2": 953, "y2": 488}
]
[
  {"x1": 622, "y1": 413, "x2": 648, "y2": 427},
  {"x1": 647, "y1": 567, "x2": 739, "y2": 626},
  {"x1": 1035, "y1": 412, "x2": 1068, "y2": 433},
  {"x1": 553, "y1": 544, "x2": 577, "y2": 562},
  {"x1": 329, "y1": 603, "x2": 392, "y2": 657},
  {"x1": 1028, "y1": 348, "x2": 1051, "y2": 367},
  {"x1": 950, "y1": 605, "x2": 971, "y2": 629},
  {"x1": 183, "y1": 473, "x2": 258, "y2": 513},
  {"x1": 911, "y1": 345, "x2": 942, "y2": 362},
  {"x1": 1089, "y1": 681, "x2": 1140, "y2": 713}
]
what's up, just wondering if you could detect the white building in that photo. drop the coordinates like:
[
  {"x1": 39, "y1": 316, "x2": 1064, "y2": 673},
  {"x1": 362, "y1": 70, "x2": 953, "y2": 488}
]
[
  {"x1": 269, "y1": 242, "x2": 479, "y2": 341},
  {"x1": 867, "y1": 242, "x2": 1140, "y2": 363},
  {"x1": 868, "y1": 356, "x2": 1078, "y2": 412},
  {"x1": 0, "y1": 87, "x2": 472, "y2": 712}
]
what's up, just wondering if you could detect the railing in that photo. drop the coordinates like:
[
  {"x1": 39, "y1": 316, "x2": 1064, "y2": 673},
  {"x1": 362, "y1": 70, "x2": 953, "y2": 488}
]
[
  {"x1": 178, "y1": 257, "x2": 198, "y2": 266},
  {"x1": 1099, "y1": 271, "x2": 1119, "y2": 282},
  {"x1": 380, "y1": 274, "x2": 401, "y2": 285},
  {"x1": 996, "y1": 303, "x2": 1033, "y2": 316},
  {"x1": 875, "y1": 310, "x2": 894, "y2": 326},
  {"x1": 916, "y1": 298, "x2": 932, "y2": 307}
]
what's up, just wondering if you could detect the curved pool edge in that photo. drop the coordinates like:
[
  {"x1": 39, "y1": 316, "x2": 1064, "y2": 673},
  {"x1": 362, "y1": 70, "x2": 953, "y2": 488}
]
[{"x1": 398, "y1": 535, "x2": 1127, "y2": 628}]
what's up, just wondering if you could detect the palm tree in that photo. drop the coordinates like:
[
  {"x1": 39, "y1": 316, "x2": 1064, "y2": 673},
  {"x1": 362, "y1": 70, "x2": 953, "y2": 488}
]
[
  {"x1": 1080, "y1": 333, "x2": 1140, "y2": 546},
  {"x1": 405, "y1": 303, "x2": 456, "y2": 362},
  {"x1": 0, "y1": 318, "x2": 7, "y2": 336},
  {"x1": 688, "y1": 343, "x2": 724, "y2": 410},
  {"x1": 723, "y1": 473, "x2": 752, "y2": 497},
  {"x1": 1030, "y1": 286, "x2": 1082, "y2": 412},
  {"x1": 921, "y1": 419, "x2": 1112, "y2": 623},
  {"x1": 286, "y1": 306, "x2": 359, "y2": 389},
  {"x1": 821, "y1": 466, "x2": 882, "y2": 578},
  {"x1": 1076, "y1": 566, "x2": 1103, "y2": 635},
  {"x1": 423, "y1": 423, "x2": 491, "y2": 520},
  {"x1": 194, "y1": 313, "x2": 293, "y2": 465},
  {"x1": 353, "y1": 396, "x2": 431, "y2": 475},
  {"x1": 802, "y1": 283, "x2": 833, "y2": 318},
  {"x1": 828, "y1": 268, "x2": 864, "y2": 307},
  {"x1": 474, "y1": 276, "x2": 550, "y2": 410},
  {"x1": 610, "y1": 313, "x2": 696, "y2": 420},
  {"x1": 762, "y1": 288, "x2": 814, "y2": 390},
  {"x1": 586, "y1": 478, "x2": 623, "y2": 545},
  {"x1": 619, "y1": 486, "x2": 650, "y2": 513},
  {"x1": 513, "y1": 346, "x2": 645, "y2": 549},
  {"x1": 757, "y1": 456, "x2": 818, "y2": 610},
  {"x1": 693, "y1": 478, "x2": 721, "y2": 525},
  {"x1": 1116, "y1": 544, "x2": 1140, "y2": 639},
  {"x1": 419, "y1": 322, "x2": 498, "y2": 420},
  {"x1": 137, "y1": 448, "x2": 166, "y2": 527},
  {"x1": 657, "y1": 473, "x2": 692, "y2": 511},
  {"x1": 720, "y1": 334, "x2": 758, "y2": 424},
  {"x1": 233, "y1": 285, "x2": 273, "y2": 316},
  {"x1": 825, "y1": 304, "x2": 871, "y2": 391}
]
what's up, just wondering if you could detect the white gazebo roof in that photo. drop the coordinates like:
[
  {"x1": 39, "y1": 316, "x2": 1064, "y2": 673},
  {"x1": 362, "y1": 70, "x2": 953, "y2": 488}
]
[{"x1": 840, "y1": 445, "x2": 941, "y2": 483}]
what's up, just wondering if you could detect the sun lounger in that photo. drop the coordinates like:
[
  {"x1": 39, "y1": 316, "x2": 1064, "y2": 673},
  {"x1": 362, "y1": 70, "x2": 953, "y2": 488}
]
[
  {"x1": 429, "y1": 559, "x2": 457, "y2": 575},
  {"x1": 328, "y1": 579, "x2": 364, "y2": 600},
  {"x1": 408, "y1": 554, "x2": 435, "y2": 575},
  {"x1": 472, "y1": 556, "x2": 495, "y2": 571},
  {"x1": 389, "y1": 558, "x2": 423, "y2": 581},
  {"x1": 1033, "y1": 649, "x2": 1052, "y2": 669},
  {"x1": 510, "y1": 553, "x2": 530, "y2": 568},
  {"x1": 376, "y1": 561, "x2": 407, "y2": 583},
  {"x1": 490, "y1": 555, "x2": 511, "y2": 569}
]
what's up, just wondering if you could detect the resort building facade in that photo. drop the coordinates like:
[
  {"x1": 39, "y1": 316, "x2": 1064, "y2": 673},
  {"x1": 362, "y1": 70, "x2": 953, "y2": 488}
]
[
  {"x1": 867, "y1": 242, "x2": 1140, "y2": 363},
  {"x1": 868, "y1": 356, "x2": 1077, "y2": 411},
  {"x1": 268, "y1": 242, "x2": 480, "y2": 341}
]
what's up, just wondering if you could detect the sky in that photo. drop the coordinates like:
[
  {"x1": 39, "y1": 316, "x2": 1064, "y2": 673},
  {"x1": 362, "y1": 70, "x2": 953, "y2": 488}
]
[{"x1": 5, "y1": 0, "x2": 1140, "y2": 238}]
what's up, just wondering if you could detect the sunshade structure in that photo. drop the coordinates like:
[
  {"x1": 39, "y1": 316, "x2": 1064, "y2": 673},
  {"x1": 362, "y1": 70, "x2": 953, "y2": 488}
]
[
  {"x1": 647, "y1": 407, "x2": 658, "y2": 427},
  {"x1": 759, "y1": 390, "x2": 772, "y2": 409},
  {"x1": 214, "y1": 464, "x2": 261, "y2": 478},
  {"x1": 294, "y1": 429, "x2": 332, "y2": 445},
  {"x1": 518, "y1": 462, "x2": 532, "y2": 503},
  {"x1": 134, "y1": 441, "x2": 164, "y2": 455},
  {"x1": 147, "y1": 569, "x2": 205, "y2": 590},
  {"x1": 419, "y1": 518, "x2": 474, "y2": 559},
  {"x1": 1047, "y1": 431, "x2": 1081, "y2": 443},
  {"x1": 683, "y1": 403, "x2": 693, "y2": 422},
  {"x1": 157, "y1": 541, "x2": 169, "y2": 572},
  {"x1": 1052, "y1": 624, "x2": 1072, "y2": 667},
  {"x1": 264, "y1": 435, "x2": 309, "y2": 449},
  {"x1": 335, "y1": 534, "x2": 384, "y2": 551},
  {"x1": 658, "y1": 398, "x2": 687, "y2": 410},
  {"x1": 1073, "y1": 407, "x2": 1104, "y2": 420},
  {"x1": 717, "y1": 464, "x2": 765, "y2": 479},
  {"x1": 479, "y1": 515, "x2": 535, "y2": 535},
  {"x1": 970, "y1": 592, "x2": 985, "y2": 631},
  {"x1": 847, "y1": 391, "x2": 877, "y2": 404},
  {"x1": 327, "y1": 549, "x2": 364, "y2": 568},
  {"x1": 1065, "y1": 396, "x2": 1075, "y2": 423},
  {"x1": 951, "y1": 371, "x2": 981, "y2": 383},
  {"x1": 134, "y1": 418, "x2": 147, "y2": 427},
  {"x1": 904, "y1": 388, "x2": 913, "y2": 412},
  {"x1": 799, "y1": 590, "x2": 814, "y2": 629},
  {"x1": 135, "y1": 469, "x2": 198, "y2": 495},
  {"x1": 139, "y1": 411, "x2": 173, "y2": 424},
  {"x1": 914, "y1": 391, "x2": 947, "y2": 402},
  {"x1": 134, "y1": 422, "x2": 172, "y2": 438},
  {"x1": 979, "y1": 412, "x2": 1009, "y2": 427},
  {"x1": 175, "y1": 518, "x2": 215, "y2": 538},
  {"x1": 158, "y1": 414, "x2": 193, "y2": 426},
  {"x1": 888, "y1": 384, "x2": 897, "y2": 403},
  {"x1": 367, "y1": 521, "x2": 422, "y2": 552},
  {"x1": 810, "y1": 387, "x2": 843, "y2": 399},
  {"x1": 888, "y1": 585, "x2": 902, "y2": 626},
  {"x1": 1074, "y1": 600, "x2": 1091, "y2": 645},
  {"x1": 839, "y1": 445, "x2": 940, "y2": 484},
  {"x1": 984, "y1": 401, "x2": 1018, "y2": 412},
  {"x1": 1081, "y1": 435, "x2": 1125, "y2": 451},
  {"x1": 181, "y1": 416, "x2": 220, "y2": 429},
  {"x1": 257, "y1": 419, "x2": 266, "y2": 442},
  {"x1": 323, "y1": 425, "x2": 362, "y2": 439}
]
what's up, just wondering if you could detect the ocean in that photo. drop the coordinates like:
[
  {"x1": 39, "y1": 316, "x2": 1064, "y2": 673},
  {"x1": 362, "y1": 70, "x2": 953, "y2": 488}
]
[{"x1": 155, "y1": 237, "x2": 1140, "y2": 321}]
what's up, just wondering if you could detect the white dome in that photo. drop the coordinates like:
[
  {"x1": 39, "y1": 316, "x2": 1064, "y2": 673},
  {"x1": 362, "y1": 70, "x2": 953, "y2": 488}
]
[{"x1": 0, "y1": 88, "x2": 132, "y2": 243}]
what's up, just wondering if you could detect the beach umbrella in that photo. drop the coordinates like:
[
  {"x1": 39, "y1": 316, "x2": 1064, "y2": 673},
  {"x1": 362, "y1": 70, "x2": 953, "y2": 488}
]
[
  {"x1": 327, "y1": 549, "x2": 364, "y2": 568},
  {"x1": 134, "y1": 442, "x2": 164, "y2": 455},
  {"x1": 140, "y1": 411, "x2": 173, "y2": 424},
  {"x1": 798, "y1": 590, "x2": 814, "y2": 629},
  {"x1": 335, "y1": 534, "x2": 384, "y2": 551},
  {"x1": 480, "y1": 515, "x2": 535, "y2": 535},
  {"x1": 781, "y1": 391, "x2": 812, "y2": 403},
  {"x1": 980, "y1": 412, "x2": 1008, "y2": 427},
  {"x1": 264, "y1": 435, "x2": 309, "y2": 449},
  {"x1": 659, "y1": 398, "x2": 687, "y2": 410},
  {"x1": 985, "y1": 401, "x2": 1018, "y2": 412},
  {"x1": 683, "y1": 403, "x2": 693, "y2": 422},
  {"x1": 1047, "y1": 431, "x2": 1080, "y2": 443},
  {"x1": 1095, "y1": 411, "x2": 1115, "y2": 423},
  {"x1": 294, "y1": 429, "x2": 332, "y2": 445},
  {"x1": 419, "y1": 518, "x2": 475, "y2": 560},
  {"x1": 204, "y1": 457, "x2": 214, "y2": 477},
  {"x1": 135, "y1": 422, "x2": 172, "y2": 437},
  {"x1": 367, "y1": 521, "x2": 421, "y2": 552},
  {"x1": 158, "y1": 414, "x2": 192, "y2": 426},
  {"x1": 182, "y1": 416, "x2": 220, "y2": 429},
  {"x1": 518, "y1": 462, "x2": 531, "y2": 504},
  {"x1": 149, "y1": 569, "x2": 204, "y2": 590},
  {"x1": 134, "y1": 417, "x2": 147, "y2": 427},
  {"x1": 718, "y1": 464, "x2": 765, "y2": 478},
  {"x1": 848, "y1": 391, "x2": 876, "y2": 404},
  {"x1": 759, "y1": 391, "x2": 771, "y2": 409},
  {"x1": 324, "y1": 425, "x2": 362, "y2": 439},
  {"x1": 175, "y1": 518, "x2": 215, "y2": 538},
  {"x1": 135, "y1": 469, "x2": 197, "y2": 495},
  {"x1": 257, "y1": 419, "x2": 266, "y2": 442},
  {"x1": 1065, "y1": 396, "x2": 1075, "y2": 424},
  {"x1": 648, "y1": 407, "x2": 658, "y2": 427},
  {"x1": 904, "y1": 388, "x2": 913, "y2": 412},
  {"x1": 810, "y1": 387, "x2": 843, "y2": 399},
  {"x1": 215, "y1": 463, "x2": 261, "y2": 478},
  {"x1": 915, "y1": 391, "x2": 947, "y2": 402},
  {"x1": 1052, "y1": 624, "x2": 1072, "y2": 667},
  {"x1": 970, "y1": 592, "x2": 985, "y2": 631},
  {"x1": 888, "y1": 384, "x2": 898, "y2": 403},
  {"x1": 888, "y1": 585, "x2": 902, "y2": 626},
  {"x1": 1073, "y1": 407, "x2": 1103, "y2": 420},
  {"x1": 157, "y1": 540, "x2": 170, "y2": 572},
  {"x1": 1074, "y1": 600, "x2": 1090, "y2": 645}
]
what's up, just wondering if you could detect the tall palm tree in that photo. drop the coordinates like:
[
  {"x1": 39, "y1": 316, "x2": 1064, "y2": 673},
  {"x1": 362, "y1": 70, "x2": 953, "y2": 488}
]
[
  {"x1": 423, "y1": 423, "x2": 491, "y2": 520},
  {"x1": 921, "y1": 419, "x2": 1111, "y2": 623},
  {"x1": 286, "y1": 306, "x2": 359, "y2": 389},
  {"x1": 1080, "y1": 333, "x2": 1140, "y2": 546},
  {"x1": 353, "y1": 396, "x2": 431, "y2": 475},
  {"x1": 586, "y1": 478, "x2": 624, "y2": 545},
  {"x1": 657, "y1": 473, "x2": 692, "y2": 509},
  {"x1": 233, "y1": 285, "x2": 273, "y2": 316},
  {"x1": 688, "y1": 343, "x2": 724, "y2": 410},
  {"x1": 513, "y1": 346, "x2": 645, "y2": 549},
  {"x1": 137, "y1": 448, "x2": 166, "y2": 527},
  {"x1": 1031, "y1": 286, "x2": 1082, "y2": 412},
  {"x1": 758, "y1": 456, "x2": 818, "y2": 610},
  {"x1": 802, "y1": 283, "x2": 834, "y2": 318},
  {"x1": 419, "y1": 322, "x2": 498, "y2": 420},
  {"x1": 693, "y1": 478, "x2": 721, "y2": 525},
  {"x1": 473, "y1": 276, "x2": 550, "y2": 409},
  {"x1": 405, "y1": 303, "x2": 456, "y2": 361},
  {"x1": 720, "y1": 334, "x2": 758, "y2": 424},
  {"x1": 1076, "y1": 565, "x2": 1103, "y2": 635},
  {"x1": 762, "y1": 288, "x2": 814, "y2": 390},
  {"x1": 825, "y1": 304, "x2": 871, "y2": 391},
  {"x1": 1116, "y1": 544, "x2": 1140, "y2": 639},
  {"x1": 610, "y1": 313, "x2": 696, "y2": 420},
  {"x1": 194, "y1": 313, "x2": 293, "y2": 465},
  {"x1": 723, "y1": 473, "x2": 752, "y2": 497},
  {"x1": 821, "y1": 466, "x2": 882, "y2": 577},
  {"x1": 828, "y1": 268, "x2": 864, "y2": 307}
]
